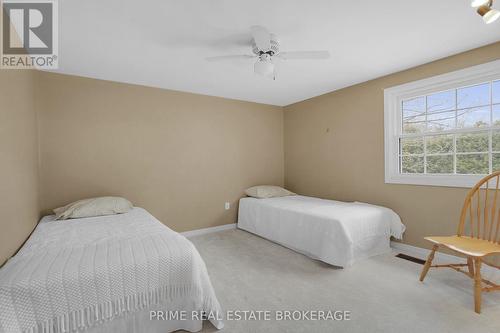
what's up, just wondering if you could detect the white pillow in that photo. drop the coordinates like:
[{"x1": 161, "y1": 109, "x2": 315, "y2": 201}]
[
  {"x1": 244, "y1": 185, "x2": 295, "y2": 199},
  {"x1": 53, "y1": 196, "x2": 133, "y2": 220}
]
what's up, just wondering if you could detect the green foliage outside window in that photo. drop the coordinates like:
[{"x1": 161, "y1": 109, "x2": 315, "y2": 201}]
[{"x1": 401, "y1": 126, "x2": 500, "y2": 175}]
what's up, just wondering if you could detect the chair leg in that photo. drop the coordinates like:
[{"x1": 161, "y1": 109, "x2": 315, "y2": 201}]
[
  {"x1": 474, "y1": 258, "x2": 482, "y2": 314},
  {"x1": 467, "y1": 257, "x2": 475, "y2": 277},
  {"x1": 420, "y1": 245, "x2": 438, "y2": 282}
]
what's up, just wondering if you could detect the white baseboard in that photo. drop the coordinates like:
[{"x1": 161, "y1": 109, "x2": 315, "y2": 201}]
[
  {"x1": 391, "y1": 241, "x2": 499, "y2": 280},
  {"x1": 181, "y1": 223, "x2": 237, "y2": 238}
]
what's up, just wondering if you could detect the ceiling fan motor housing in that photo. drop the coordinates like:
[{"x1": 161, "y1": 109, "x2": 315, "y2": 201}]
[{"x1": 252, "y1": 33, "x2": 280, "y2": 56}]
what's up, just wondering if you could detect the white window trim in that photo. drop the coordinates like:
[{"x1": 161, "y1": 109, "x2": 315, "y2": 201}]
[{"x1": 384, "y1": 60, "x2": 500, "y2": 188}]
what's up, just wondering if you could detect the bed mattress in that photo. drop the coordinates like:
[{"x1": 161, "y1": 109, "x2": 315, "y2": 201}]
[
  {"x1": 0, "y1": 208, "x2": 223, "y2": 333},
  {"x1": 238, "y1": 195, "x2": 405, "y2": 267}
]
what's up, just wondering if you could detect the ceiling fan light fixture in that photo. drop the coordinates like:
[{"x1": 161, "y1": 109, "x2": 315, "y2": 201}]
[
  {"x1": 481, "y1": 7, "x2": 500, "y2": 23},
  {"x1": 254, "y1": 59, "x2": 274, "y2": 77},
  {"x1": 471, "y1": 0, "x2": 490, "y2": 7}
]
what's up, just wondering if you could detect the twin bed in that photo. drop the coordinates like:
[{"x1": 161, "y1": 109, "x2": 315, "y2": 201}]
[
  {"x1": 0, "y1": 208, "x2": 223, "y2": 333},
  {"x1": 238, "y1": 195, "x2": 405, "y2": 267},
  {"x1": 0, "y1": 193, "x2": 404, "y2": 333}
]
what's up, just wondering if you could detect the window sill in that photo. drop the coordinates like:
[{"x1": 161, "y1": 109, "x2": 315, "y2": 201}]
[{"x1": 385, "y1": 173, "x2": 485, "y2": 188}]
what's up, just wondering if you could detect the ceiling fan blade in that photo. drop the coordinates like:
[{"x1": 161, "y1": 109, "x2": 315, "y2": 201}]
[
  {"x1": 278, "y1": 51, "x2": 330, "y2": 60},
  {"x1": 250, "y1": 25, "x2": 271, "y2": 51},
  {"x1": 205, "y1": 55, "x2": 256, "y2": 62}
]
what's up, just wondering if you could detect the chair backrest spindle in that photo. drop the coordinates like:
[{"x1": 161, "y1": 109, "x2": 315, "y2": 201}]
[
  {"x1": 488, "y1": 175, "x2": 499, "y2": 241},
  {"x1": 483, "y1": 181, "x2": 489, "y2": 239},
  {"x1": 477, "y1": 190, "x2": 481, "y2": 238},
  {"x1": 495, "y1": 211, "x2": 500, "y2": 244}
]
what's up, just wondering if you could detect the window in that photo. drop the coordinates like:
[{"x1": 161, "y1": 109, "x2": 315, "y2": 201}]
[{"x1": 384, "y1": 60, "x2": 500, "y2": 188}]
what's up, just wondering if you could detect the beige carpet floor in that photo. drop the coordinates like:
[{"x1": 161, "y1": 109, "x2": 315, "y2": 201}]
[{"x1": 187, "y1": 229, "x2": 500, "y2": 333}]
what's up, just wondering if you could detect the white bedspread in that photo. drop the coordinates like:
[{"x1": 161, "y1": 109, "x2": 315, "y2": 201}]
[
  {"x1": 238, "y1": 195, "x2": 405, "y2": 267},
  {"x1": 0, "y1": 208, "x2": 223, "y2": 333}
]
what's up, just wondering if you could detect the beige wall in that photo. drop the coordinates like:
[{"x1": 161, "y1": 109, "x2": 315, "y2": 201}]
[
  {"x1": 0, "y1": 70, "x2": 40, "y2": 266},
  {"x1": 35, "y1": 72, "x2": 284, "y2": 232},
  {"x1": 284, "y1": 42, "x2": 500, "y2": 250}
]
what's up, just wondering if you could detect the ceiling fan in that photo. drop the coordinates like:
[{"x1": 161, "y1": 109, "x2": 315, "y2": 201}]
[{"x1": 206, "y1": 26, "x2": 330, "y2": 80}]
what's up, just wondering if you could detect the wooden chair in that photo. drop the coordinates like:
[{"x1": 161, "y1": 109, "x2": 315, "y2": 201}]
[{"x1": 419, "y1": 171, "x2": 500, "y2": 313}]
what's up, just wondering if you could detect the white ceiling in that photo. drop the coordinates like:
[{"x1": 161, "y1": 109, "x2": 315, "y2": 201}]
[{"x1": 56, "y1": 0, "x2": 500, "y2": 106}]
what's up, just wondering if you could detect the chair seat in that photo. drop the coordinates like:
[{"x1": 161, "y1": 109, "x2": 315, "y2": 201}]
[{"x1": 425, "y1": 235, "x2": 500, "y2": 257}]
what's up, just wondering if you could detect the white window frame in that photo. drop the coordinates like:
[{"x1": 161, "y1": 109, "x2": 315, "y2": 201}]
[{"x1": 384, "y1": 60, "x2": 500, "y2": 188}]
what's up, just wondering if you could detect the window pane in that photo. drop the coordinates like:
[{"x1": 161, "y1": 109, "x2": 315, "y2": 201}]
[
  {"x1": 457, "y1": 83, "x2": 490, "y2": 109},
  {"x1": 493, "y1": 131, "x2": 500, "y2": 152},
  {"x1": 456, "y1": 132, "x2": 488, "y2": 153},
  {"x1": 426, "y1": 135, "x2": 453, "y2": 154},
  {"x1": 493, "y1": 104, "x2": 500, "y2": 127},
  {"x1": 401, "y1": 156, "x2": 424, "y2": 174},
  {"x1": 427, "y1": 110, "x2": 455, "y2": 132},
  {"x1": 403, "y1": 97, "x2": 425, "y2": 121},
  {"x1": 493, "y1": 80, "x2": 500, "y2": 105},
  {"x1": 401, "y1": 137, "x2": 423, "y2": 155},
  {"x1": 427, "y1": 155, "x2": 453, "y2": 174},
  {"x1": 427, "y1": 90, "x2": 455, "y2": 113},
  {"x1": 403, "y1": 118, "x2": 425, "y2": 134},
  {"x1": 403, "y1": 97, "x2": 425, "y2": 115},
  {"x1": 457, "y1": 106, "x2": 490, "y2": 128},
  {"x1": 456, "y1": 154, "x2": 488, "y2": 174},
  {"x1": 493, "y1": 153, "x2": 500, "y2": 172},
  {"x1": 403, "y1": 97, "x2": 425, "y2": 134}
]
